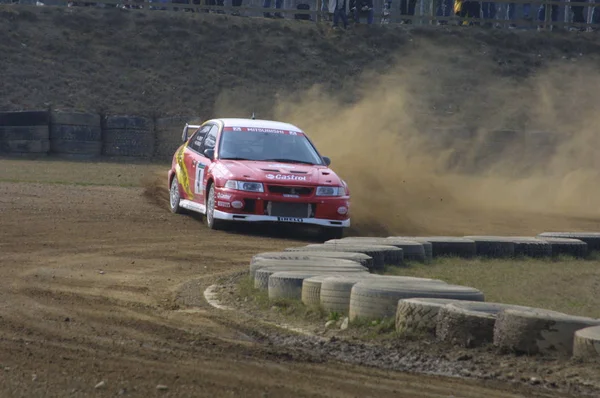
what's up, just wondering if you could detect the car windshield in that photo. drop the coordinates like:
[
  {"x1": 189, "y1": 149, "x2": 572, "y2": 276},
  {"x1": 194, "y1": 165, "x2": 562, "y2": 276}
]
[{"x1": 218, "y1": 130, "x2": 324, "y2": 165}]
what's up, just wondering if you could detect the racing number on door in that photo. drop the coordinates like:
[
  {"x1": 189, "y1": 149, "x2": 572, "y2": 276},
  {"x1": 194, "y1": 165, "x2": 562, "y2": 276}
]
[{"x1": 194, "y1": 164, "x2": 205, "y2": 195}]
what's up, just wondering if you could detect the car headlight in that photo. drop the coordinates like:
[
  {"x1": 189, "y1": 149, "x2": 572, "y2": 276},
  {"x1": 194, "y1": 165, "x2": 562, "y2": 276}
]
[
  {"x1": 225, "y1": 180, "x2": 264, "y2": 192},
  {"x1": 315, "y1": 186, "x2": 344, "y2": 196}
]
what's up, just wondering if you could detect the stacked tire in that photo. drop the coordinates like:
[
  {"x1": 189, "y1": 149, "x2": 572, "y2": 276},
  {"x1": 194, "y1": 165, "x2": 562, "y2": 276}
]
[
  {"x1": 0, "y1": 110, "x2": 50, "y2": 156},
  {"x1": 154, "y1": 115, "x2": 200, "y2": 159},
  {"x1": 50, "y1": 111, "x2": 102, "y2": 157},
  {"x1": 102, "y1": 115, "x2": 154, "y2": 157}
]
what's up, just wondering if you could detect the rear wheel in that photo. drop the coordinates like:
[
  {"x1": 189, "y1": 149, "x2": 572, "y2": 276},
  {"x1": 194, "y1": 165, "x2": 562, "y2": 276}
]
[
  {"x1": 169, "y1": 176, "x2": 183, "y2": 214},
  {"x1": 206, "y1": 184, "x2": 226, "y2": 230},
  {"x1": 320, "y1": 226, "x2": 344, "y2": 241}
]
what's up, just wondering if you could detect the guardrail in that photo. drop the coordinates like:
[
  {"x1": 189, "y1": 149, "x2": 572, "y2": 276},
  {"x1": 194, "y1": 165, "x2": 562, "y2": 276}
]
[{"x1": 6, "y1": 0, "x2": 600, "y2": 31}]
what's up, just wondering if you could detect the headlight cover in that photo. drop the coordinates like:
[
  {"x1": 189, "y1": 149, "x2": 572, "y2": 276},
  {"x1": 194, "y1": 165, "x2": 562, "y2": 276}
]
[
  {"x1": 315, "y1": 186, "x2": 345, "y2": 197},
  {"x1": 225, "y1": 180, "x2": 264, "y2": 192}
]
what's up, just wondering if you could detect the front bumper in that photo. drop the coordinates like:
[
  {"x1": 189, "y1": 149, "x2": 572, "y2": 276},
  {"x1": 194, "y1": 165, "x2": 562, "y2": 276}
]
[
  {"x1": 213, "y1": 186, "x2": 350, "y2": 228},
  {"x1": 213, "y1": 210, "x2": 351, "y2": 227}
]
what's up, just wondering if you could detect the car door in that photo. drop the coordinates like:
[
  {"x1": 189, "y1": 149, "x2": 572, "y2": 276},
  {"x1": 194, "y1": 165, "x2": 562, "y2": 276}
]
[
  {"x1": 183, "y1": 125, "x2": 211, "y2": 203},
  {"x1": 192, "y1": 124, "x2": 219, "y2": 204}
]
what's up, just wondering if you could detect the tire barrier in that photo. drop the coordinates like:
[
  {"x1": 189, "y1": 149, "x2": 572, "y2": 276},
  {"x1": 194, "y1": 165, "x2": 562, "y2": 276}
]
[
  {"x1": 254, "y1": 265, "x2": 368, "y2": 290},
  {"x1": 510, "y1": 237, "x2": 552, "y2": 258},
  {"x1": 573, "y1": 325, "x2": 600, "y2": 359},
  {"x1": 49, "y1": 111, "x2": 102, "y2": 157},
  {"x1": 320, "y1": 275, "x2": 382, "y2": 315},
  {"x1": 537, "y1": 232, "x2": 600, "y2": 252},
  {"x1": 414, "y1": 237, "x2": 477, "y2": 258},
  {"x1": 435, "y1": 301, "x2": 535, "y2": 348},
  {"x1": 349, "y1": 280, "x2": 482, "y2": 321},
  {"x1": 249, "y1": 257, "x2": 366, "y2": 279},
  {"x1": 269, "y1": 271, "x2": 336, "y2": 301},
  {"x1": 463, "y1": 236, "x2": 516, "y2": 258},
  {"x1": 319, "y1": 243, "x2": 404, "y2": 267},
  {"x1": 388, "y1": 237, "x2": 433, "y2": 263},
  {"x1": 534, "y1": 237, "x2": 588, "y2": 258},
  {"x1": 493, "y1": 308, "x2": 600, "y2": 355},
  {"x1": 395, "y1": 298, "x2": 466, "y2": 337},
  {"x1": 250, "y1": 251, "x2": 374, "y2": 270},
  {"x1": 327, "y1": 237, "x2": 426, "y2": 263},
  {"x1": 0, "y1": 110, "x2": 50, "y2": 155},
  {"x1": 102, "y1": 115, "x2": 154, "y2": 157},
  {"x1": 286, "y1": 244, "x2": 401, "y2": 270},
  {"x1": 302, "y1": 275, "x2": 346, "y2": 307}
]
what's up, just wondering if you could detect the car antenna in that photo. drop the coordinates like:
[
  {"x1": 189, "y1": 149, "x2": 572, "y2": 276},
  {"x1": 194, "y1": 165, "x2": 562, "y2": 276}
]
[{"x1": 251, "y1": 111, "x2": 256, "y2": 120}]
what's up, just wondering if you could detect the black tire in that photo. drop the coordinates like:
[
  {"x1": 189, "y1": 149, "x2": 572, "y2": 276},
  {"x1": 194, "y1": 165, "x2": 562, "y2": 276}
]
[
  {"x1": 0, "y1": 125, "x2": 49, "y2": 141},
  {"x1": 104, "y1": 115, "x2": 152, "y2": 130},
  {"x1": 50, "y1": 124, "x2": 102, "y2": 141},
  {"x1": 464, "y1": 236, "x2": 515, "y2": 258},
  {"x1": 0, "y1": 140, "x2": 50, "y2": 154},
  {"x1": 537, "y1": 232, "x2": 600, "y2": 252},
  {"x1": 535, "y1": 237, "x2": 588, "y2": 258},
  {"x1": 415, "y1": 237, "x2": 477, "y2": 258},
  {"x1": 0, "y1": 110, "x2": 49, "y2": 127},
  {"x1": 50, "y1": 140, "x2": 102, "y2": 156},
  {"x1": 169, "y1": 175, "x2": 183, "y2": 214},
  {"x1": 50, "y1": 111, "x2": 100, "y2": 126},
  {"x1": 206, "y1": 184, "x2": 226, "y2": 230}
]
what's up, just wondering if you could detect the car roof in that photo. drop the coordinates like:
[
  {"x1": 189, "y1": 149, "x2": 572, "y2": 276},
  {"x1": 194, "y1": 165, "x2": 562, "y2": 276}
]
[{"x1": 211, "y1": 118, "x2": 304, "y2": 133}]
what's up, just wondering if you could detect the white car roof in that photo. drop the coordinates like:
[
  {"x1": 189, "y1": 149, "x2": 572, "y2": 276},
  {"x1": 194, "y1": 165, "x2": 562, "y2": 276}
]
[{"x1": 214, "y1": 118, "x2": 304, "y2": 133}]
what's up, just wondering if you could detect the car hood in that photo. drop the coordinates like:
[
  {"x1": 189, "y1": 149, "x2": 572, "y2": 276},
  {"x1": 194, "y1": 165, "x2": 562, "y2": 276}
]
[{"x1": 216, "y1": 160, "x2": 344, "y2": 186}]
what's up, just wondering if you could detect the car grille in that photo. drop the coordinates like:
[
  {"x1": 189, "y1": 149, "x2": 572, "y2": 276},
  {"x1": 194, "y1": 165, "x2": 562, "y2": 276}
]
[
  {"x1": 267, "y1": 201, "x2": 311, "y2": 218},
  {"x1": 267, "y1": 185, "x2": 313, "y2": 196}
]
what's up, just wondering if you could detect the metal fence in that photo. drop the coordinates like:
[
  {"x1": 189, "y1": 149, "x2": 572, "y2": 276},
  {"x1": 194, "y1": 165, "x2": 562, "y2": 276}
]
[{"x1": 2, "y1": 0, "x2": 600, "y2": 30}]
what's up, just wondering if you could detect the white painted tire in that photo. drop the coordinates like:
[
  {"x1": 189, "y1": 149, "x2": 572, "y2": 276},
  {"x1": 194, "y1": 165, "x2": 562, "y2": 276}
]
[
  {"x1": 254, "y1": 266, "x2": 368, "y2": 290},
  {"x1": 395, "y1": 298, "x2": 465, "y2": 337},
  {"x1": 249, "y1": 257, "x2": 365, "y2": 279},
  {"x1": 302, "y1": 274, "x2": 348, "y2": 307},
  {"x1": 285, "y1": 244, "x2": 399, "y2": 270},
  {"x1": 573, "y1": 325, "x2": 600, "y2": 359},
  {"x1": 435, "y1": 301, "x2": 534, "y2": 348},
  {"x1": 493, "y1": 308, "x2": 600, "y2": 355},
  {"x1": 349, "y1": 281, "x2": 484, "y2": 321},
  {"x1": 250, "y1": 251, "x2": 374, "y2": 270},
  {"x1": 269, "y1": 271, "x2": 335, "y2": 301},
  {"x1": 326, "y1": 237, "x2": 427, "y2": 263},
  {"x1": 319, "y1": 274, "x2": 383, "y2": 315}
]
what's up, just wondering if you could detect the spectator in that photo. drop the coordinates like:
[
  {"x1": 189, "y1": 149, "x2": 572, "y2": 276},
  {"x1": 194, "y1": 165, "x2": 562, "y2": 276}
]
[
  {"x1": 332, "y1": 0, "x2": 348, "y2": 28},
  {"x1": 399, "y1": 0, "x2": 417, "y2": 23},
  {"x1": 506, "y1": 2, "x2": 532, "y2": 28},
  {"x1": 569, "y1": 0, "x2": 586, "y2": 31},
  {"x1": 263, "y1": 0, "x2": 284, "y2": 18},
  {"x1": 455, "y1": 0, "x2": 481, "y2": 25},
  {"x1": 351, "y1": 0, "x2": 374, "y2": 24},
  {"x1": 231, "y1": 0, "x2": 242, "y2": 15},
  {"x1": 536, "y1": 2, "x2": 558, "y2": 30}
]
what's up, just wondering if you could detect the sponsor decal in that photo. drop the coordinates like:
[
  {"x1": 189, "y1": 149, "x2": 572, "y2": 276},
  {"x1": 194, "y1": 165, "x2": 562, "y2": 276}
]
[
  {"x1": 175, "y1": 144, "x2": 194, "y2": 199},
  {"x1": 194, "y1": 163, "x2": 205, "y2": 195},
  {"x1": 268, "y1": 164, "x2": 296, "y2": 169},
  {"x1": 277, "y1": 217, "x2": 304, "y2": 223},
  {"x1": 223, "y1": 127, "x2": 304, "y2": 136},
  {"x1": 265, "y1": 174, "x2": 307, "y2": 181},
  {"x1": 217, "y1": 201, "x2": 231, "y2": 208},
  {"x1": 217, "y1": 193, "x2": 232, "y2": 200}
]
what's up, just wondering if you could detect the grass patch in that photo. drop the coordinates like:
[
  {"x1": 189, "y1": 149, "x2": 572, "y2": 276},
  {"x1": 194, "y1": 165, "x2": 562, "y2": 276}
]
[{"x1": 384, "y1": 255, "x2": 600, "y2": 318}]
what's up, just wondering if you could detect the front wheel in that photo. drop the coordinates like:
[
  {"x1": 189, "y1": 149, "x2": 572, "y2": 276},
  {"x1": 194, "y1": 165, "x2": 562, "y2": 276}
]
[
  {"x1": 320, "y1": 226, "x2": 344, "y2": 241},
  {"x1": 206, "y1": 184, "x2": 227, "y2": 230},
  {"x1": 169, "y1": 175, "x2": 183, "y2": 214}
]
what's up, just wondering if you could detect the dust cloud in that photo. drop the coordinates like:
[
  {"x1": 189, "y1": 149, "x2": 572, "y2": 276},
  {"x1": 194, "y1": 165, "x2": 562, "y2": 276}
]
[{"x1": 257, "y1": 46, "x2": 600, "y2": 236}]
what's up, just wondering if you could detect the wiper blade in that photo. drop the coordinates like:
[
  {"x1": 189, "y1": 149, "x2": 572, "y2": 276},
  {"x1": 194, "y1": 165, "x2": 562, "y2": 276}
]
[
  {"x1": 263, "y1": 158, "x2": 315, "y2": 165},
  {"x1": 221, "y1": 157, "x2": 251, "y2": 161}
]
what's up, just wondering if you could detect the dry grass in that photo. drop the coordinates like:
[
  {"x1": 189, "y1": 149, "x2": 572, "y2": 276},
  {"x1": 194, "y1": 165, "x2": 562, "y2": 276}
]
[
  {"x1": 385, "y1": 256, "x2": 600, "y2": 319},
  {"x1": 0, "y1": 158, "x2": 166, "y2": 187}
]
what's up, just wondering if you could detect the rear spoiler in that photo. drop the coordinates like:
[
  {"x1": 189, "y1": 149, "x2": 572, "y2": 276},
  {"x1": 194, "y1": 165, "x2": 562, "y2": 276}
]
[{"x1": 182, "y1": 123, "x2": 202, "y2": 142}]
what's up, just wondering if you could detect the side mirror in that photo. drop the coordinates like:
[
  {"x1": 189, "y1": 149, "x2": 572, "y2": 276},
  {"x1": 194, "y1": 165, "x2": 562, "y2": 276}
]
[
  {"x1": 204, "y1": 148, "x2": 215, "y2": 159},
  {"x1": 323, "y1": 156, "x2": 331, "y2": 166}
]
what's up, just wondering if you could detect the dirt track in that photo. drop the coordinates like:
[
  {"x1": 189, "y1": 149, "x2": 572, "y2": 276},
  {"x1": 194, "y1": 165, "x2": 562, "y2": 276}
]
[{"x1": 0, "y1": 177, "x2": 578, "y2": 397}]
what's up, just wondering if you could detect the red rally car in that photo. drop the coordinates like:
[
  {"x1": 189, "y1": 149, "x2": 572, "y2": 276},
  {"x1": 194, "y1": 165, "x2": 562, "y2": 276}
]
[{"x1": 167, "y1": 117, "x2": 350, "y2": 239}]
